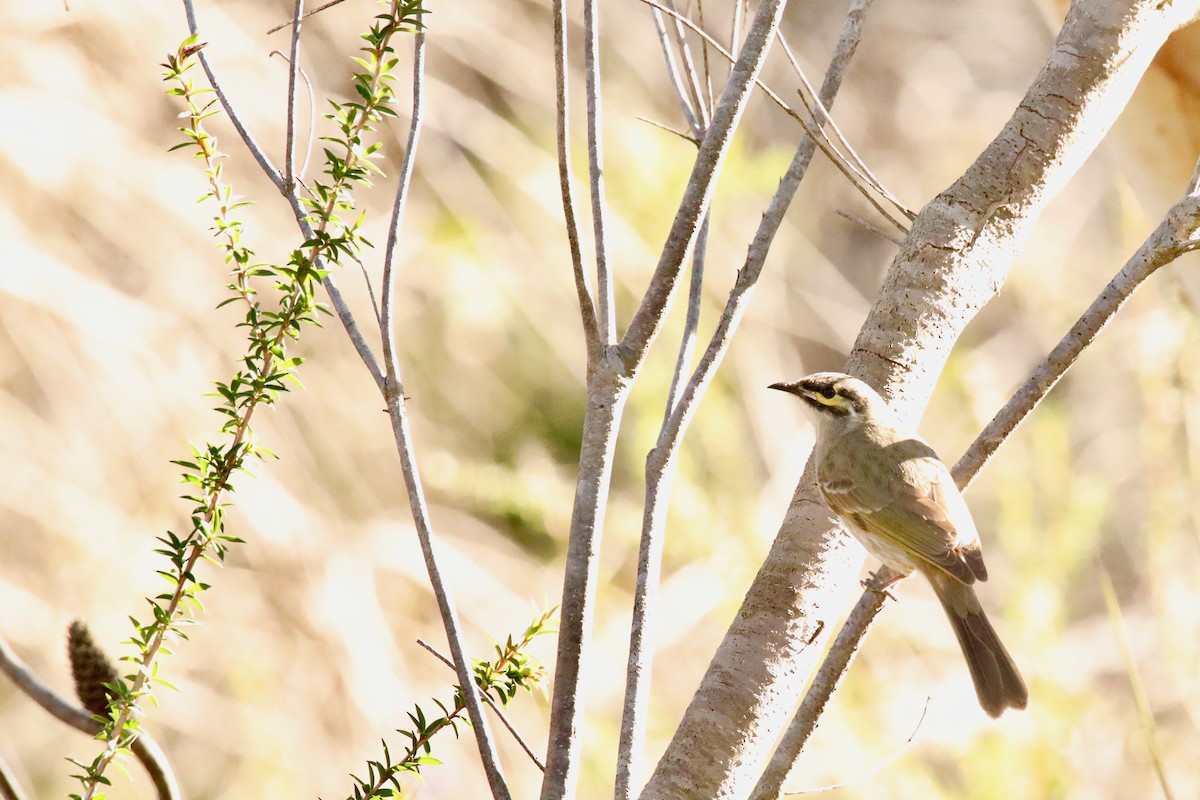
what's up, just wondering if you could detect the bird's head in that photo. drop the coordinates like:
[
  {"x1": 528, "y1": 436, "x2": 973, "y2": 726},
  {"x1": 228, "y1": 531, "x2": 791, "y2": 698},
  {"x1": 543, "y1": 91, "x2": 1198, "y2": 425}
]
[{"x1": 769, "y1": 372, "x2": 888, "y2": 432}]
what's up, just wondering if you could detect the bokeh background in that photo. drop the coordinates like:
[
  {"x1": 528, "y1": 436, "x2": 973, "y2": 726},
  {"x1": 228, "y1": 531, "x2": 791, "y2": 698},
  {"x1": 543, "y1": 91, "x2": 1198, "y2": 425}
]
[{"x1": 2, "y1": 0, "x2": 1199, "y2": 797}]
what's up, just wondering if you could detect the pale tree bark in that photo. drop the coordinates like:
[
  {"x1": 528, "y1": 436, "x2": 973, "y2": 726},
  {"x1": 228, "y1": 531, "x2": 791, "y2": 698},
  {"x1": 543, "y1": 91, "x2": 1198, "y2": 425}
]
[{"x1": 640, "y1": 1, "x2": 1200, "y2": 798}]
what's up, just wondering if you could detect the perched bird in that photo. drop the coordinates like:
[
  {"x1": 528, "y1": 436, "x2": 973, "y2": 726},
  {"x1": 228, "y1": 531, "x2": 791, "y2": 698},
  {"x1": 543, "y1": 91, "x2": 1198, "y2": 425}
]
[{"x1": 770, "y1": 371, "x2": 1027, "y2": 718}]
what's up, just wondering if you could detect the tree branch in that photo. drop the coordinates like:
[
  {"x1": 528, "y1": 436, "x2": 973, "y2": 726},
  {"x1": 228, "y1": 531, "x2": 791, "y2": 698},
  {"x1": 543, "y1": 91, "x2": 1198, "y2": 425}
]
[
  {"x1": 584, "y1": 0, "x2": 615, "y2": 344},
  {"x1": 551, "y1": 0, "x2": 601, "y2": 366},
  {"x1": 647, "y1": 1, "x2": 1200, "y2": 797},
  {"x1": 284, "y1": 0, "x2": 305, "y2": 190},
  {"x1": 376, "y1": 32, "x2": 511, "y2": 800}
]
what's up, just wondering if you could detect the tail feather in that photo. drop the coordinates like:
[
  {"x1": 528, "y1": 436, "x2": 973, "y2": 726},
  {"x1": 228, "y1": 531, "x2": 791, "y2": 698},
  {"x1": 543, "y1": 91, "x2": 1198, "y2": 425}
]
[{"x1": 927, "y1": 571, "x2": 1027, "y2": 717}]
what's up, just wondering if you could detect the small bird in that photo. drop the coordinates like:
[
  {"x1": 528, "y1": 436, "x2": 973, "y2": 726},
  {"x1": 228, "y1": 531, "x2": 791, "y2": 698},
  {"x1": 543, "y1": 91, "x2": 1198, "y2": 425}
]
[{"x1": 770, "y1": 371, "x2": 1027, "y2": 717}]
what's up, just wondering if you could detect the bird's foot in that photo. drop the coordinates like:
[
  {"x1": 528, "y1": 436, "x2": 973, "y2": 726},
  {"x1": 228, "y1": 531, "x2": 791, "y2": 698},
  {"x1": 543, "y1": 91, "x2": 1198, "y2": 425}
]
[{"x1": 861, "y1": 569, "x2": 904, "y2": 601}]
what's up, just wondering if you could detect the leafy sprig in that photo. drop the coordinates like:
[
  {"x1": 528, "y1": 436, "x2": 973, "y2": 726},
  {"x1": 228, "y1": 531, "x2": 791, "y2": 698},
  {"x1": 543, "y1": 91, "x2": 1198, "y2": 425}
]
[
  {"x1": 73, "y1": 4, "x2": 424, "y2": 792},
  {"x1": 345, "y1": 608, "x2": 557, "y2": 800}
]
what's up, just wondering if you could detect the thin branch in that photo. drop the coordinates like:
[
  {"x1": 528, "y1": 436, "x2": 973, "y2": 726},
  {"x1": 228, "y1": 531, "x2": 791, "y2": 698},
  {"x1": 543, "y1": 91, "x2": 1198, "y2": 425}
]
[
  {"x1": 776, "y1": 31, "x2": 914, "y2": 220},
  {"x1": 543, "y1": 6, "x2": 792, "y2": 796},
  {"x1": 268, "y1": 50, "x2": 317, "y2": 181},
  {"x1": 783, "y1": 698, "x2": 929, "y2": 795},
  {"x1": 664, "y1": 0, "x2": 710, "y2": 127},
  {"x1": 636, "y1": 0, "x2": 910, "y2": 236},
  {"x1": 0, "y1": 751, "x2": 28, "y2": 800},
  {"x1": 0, "y1": 632, "x2": 181, "y2": 800},
  {"x1": 584, "y1": 0, "x2": 615, "y2": 344},
  {"x1": 624, "y1": 3, "x2": 874, "y2": 798},
  {"x1": 748, "y1": 568, "x2": 899, "y2": 799},
  {"x1": 649, "y1": 8, "x2": 702, "y2": 136},
  {"x1": 416, "y1": 638, "x2": 547, "y2": 772},
  {"x1": 696, "y1": 0, "x2": 715, "y2": 113},
  {"x1": 552, "y1": 0, "x2": 602, "y2": 365},
  {"x1": 835, "y1": 208, "x2": 904, "y2": 246},
  {"x1": 637, "y1": 2, "x2": 877, "y2": 796},
  {"x1": 953, "y1": 154, "x2": 1200, "y2": 490},
  {"x1": 612, "y1": 213, "x2": 709, "y2": 800},
  {"x1": 182, "y1": 0, "x2": 285, "y2": 190},
  {"x1": 636, "y1": 115, "x2": 700, "y2": 145},
  {"x1": 376, "y1": 33, "x2": 511, "y2": 800},
  {"x1": 284, "y1": 0, "x2": 305, "y2": 190},
  {"x1": 266, "y1": 0, "x2": 349, "y2": 35},
  {"x1": 1097, "y1": 562, "x2": 1175, "y2": 800},
  {"x1": 620, "y1": 0, "x2": 790, "y2": 369}
]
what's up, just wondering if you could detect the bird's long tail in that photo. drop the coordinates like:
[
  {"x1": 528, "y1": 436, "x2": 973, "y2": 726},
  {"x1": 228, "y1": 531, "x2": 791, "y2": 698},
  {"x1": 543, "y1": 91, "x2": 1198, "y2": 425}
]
[{"x1": 927, "y1": 570, "x2": 1028, "y2": 718}]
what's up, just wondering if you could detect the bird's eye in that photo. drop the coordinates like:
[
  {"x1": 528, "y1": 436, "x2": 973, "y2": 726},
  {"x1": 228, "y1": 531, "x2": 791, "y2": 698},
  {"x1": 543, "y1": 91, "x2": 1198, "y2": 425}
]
[{"x1": 819, "y1": 386, "x2": 836, "y2": 399}]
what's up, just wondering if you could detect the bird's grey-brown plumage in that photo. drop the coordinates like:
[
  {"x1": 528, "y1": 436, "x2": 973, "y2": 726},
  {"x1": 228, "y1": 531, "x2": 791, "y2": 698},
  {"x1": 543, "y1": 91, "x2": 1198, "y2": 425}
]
[{"x1": 771, "y1": 372, "x2": 1027, "y2": 718}]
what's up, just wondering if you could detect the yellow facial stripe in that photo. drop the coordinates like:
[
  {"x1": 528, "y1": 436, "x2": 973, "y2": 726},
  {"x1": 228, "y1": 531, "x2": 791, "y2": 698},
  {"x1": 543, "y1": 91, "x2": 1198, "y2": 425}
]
[{"x1": 810, "y1": 391, "x2": 846, "y2": 408}]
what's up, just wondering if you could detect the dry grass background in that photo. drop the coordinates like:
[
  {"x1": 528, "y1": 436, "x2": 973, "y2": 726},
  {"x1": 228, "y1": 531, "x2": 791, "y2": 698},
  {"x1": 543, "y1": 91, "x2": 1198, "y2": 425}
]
[{"x1": 1, "y1": 0, "x2": 1199, "y2": 797}]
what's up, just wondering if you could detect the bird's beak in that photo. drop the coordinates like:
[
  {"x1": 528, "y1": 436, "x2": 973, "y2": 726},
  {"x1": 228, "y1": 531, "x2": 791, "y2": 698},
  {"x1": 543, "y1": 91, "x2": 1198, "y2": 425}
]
[{"x1": 768, "y1": 381, "x2": 804, "y2": 397}]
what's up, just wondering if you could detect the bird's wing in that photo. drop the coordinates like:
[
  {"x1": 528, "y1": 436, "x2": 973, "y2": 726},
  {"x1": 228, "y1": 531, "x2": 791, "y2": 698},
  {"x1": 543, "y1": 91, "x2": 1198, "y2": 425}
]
[{"x1": 820, "y1": 438, "x2": 986, "y2": 584}]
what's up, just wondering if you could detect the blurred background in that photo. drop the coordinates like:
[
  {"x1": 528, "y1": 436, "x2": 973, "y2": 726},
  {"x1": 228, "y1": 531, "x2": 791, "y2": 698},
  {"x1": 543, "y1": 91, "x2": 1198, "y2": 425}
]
[{"x1": 1, "y1": 0, "x2": 1199, "y2": 797}]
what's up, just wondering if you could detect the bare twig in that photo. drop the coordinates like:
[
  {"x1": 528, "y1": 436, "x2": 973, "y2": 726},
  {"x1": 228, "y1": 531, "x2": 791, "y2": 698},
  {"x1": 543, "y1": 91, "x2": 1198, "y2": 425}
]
[
  {"x1": 266, "y1": 0, "x2": 349, "y2": 35},
  {"x1": 665, "y1": 0, "x2": 710, "y2": 127},
  {"x1": 620, "y1": 0, "x2": 789, "y2": 366},
  {"x1": 954, "y1": 154, "x2": 1200, "y2": 490},
  {"x1": 649, "y1": 8, "x2": 701, "y2": 136},
  {"x1": 552, "y1": 0, "x2": 601, "y2": 365},
  {"x1": 782, "y1": 698, "x2": 928, "y2": 795},
  {"x1": 0, "y1": 633, "x2": 181, "y2": 800},
  {"x1": 416, "y1": 638, "x2": 547, "y2": 772},
  {"x1": 637, "y1": 0, "x2": 909, "y2": 236},
  {"x1": 748, "y1": 566, "x2": 898, "y2": 799},
  {"x1": 612, "y1": 212, "x2": 709, "y2": 800},
  {"x1": 284, "y1": 0, "x2": 305, "y2": 189},
  {"x1": 1097, "y1": 562, "x2": 1175, "y2": 800},
  {"x1": 0, "y1": 751, "x2": 28, "y2": 800},
  {"x1": 776, "y1": 31, "x2": 914, "y2": 221},
  {"x1": 182, "y1": 0, "x2": 285, "y2": 190},
  {"x1": 376, "y1": 34, "x2": 510, "y2": 800},
  {"x1": 268, "y1": 50, "x2": 316, "y2": 181},
  {"x1": 835, "y1": 208, "x2": 904, "y2": 246},
  {"x1": 584, "y1": 0, "x2": 615, "y2": 344},
  {"x1": 636, "y1": 115, "x2": 700, "y2": 145}
]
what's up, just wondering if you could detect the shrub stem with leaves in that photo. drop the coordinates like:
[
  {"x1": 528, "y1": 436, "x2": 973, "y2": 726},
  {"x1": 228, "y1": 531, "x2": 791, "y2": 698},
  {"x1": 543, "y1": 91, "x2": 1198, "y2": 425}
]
[
  {"x1": 72, "y1": 8, "x2": 421, "y2": 793},
  {"x1": 347, "y1": 608, "x2": 557, "y2": 800}
]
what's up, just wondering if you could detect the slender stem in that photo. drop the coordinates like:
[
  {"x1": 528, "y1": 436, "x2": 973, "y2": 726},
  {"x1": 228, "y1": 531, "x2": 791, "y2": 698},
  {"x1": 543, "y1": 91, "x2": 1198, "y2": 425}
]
[
  {"x1": 539, "y1": 365, "x2": 632, "y2": 800},
  {"x1": 266, "y1": 0, "x2": 349, "y2": 34},
  {"x1": 416, "y1": 639, "x2": 547, "y2": 771},
  {"x1": 182, "y1": 0, "x2": 285, "y2": 190},
  {"x1": 953, "y1": 158, "x2": 1200, "y2": 490},
  {"x1": 375, "y1": 33, "x2": 510, "y2": 800},
  {"x1": 620, "y1": 0, "x2": 790, "y2": 370},
  {"x1": 664, "y1": 0, "x2": 709, "y2": 126},
  {"x1": 613, "y1": 214, "x2": 708, "y2": 800},
  {"x1": 184, "y1": 0, "x2": 385, "y2": 389},
  {"x1": 0, "y1": 751, "x2": 26, "y2": 800},
  {"x1": 639, "y1": 0, "x2": 909, "y2": 236},
  {"x1": 649, "y1": 8, "x2": 701, "y2": 136},
  {"x1": 284, "y1": 0, "x2": 305, "y2": 189},
  {"x1": 0, "y1": 633, "x2": 181, "y2": 800},
  {"x1": 552, "y1": 0, "x2": 601, "y2": 365},
  {"x1": 584, "y1": 0, "x2": 615, "y2": 343}
]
